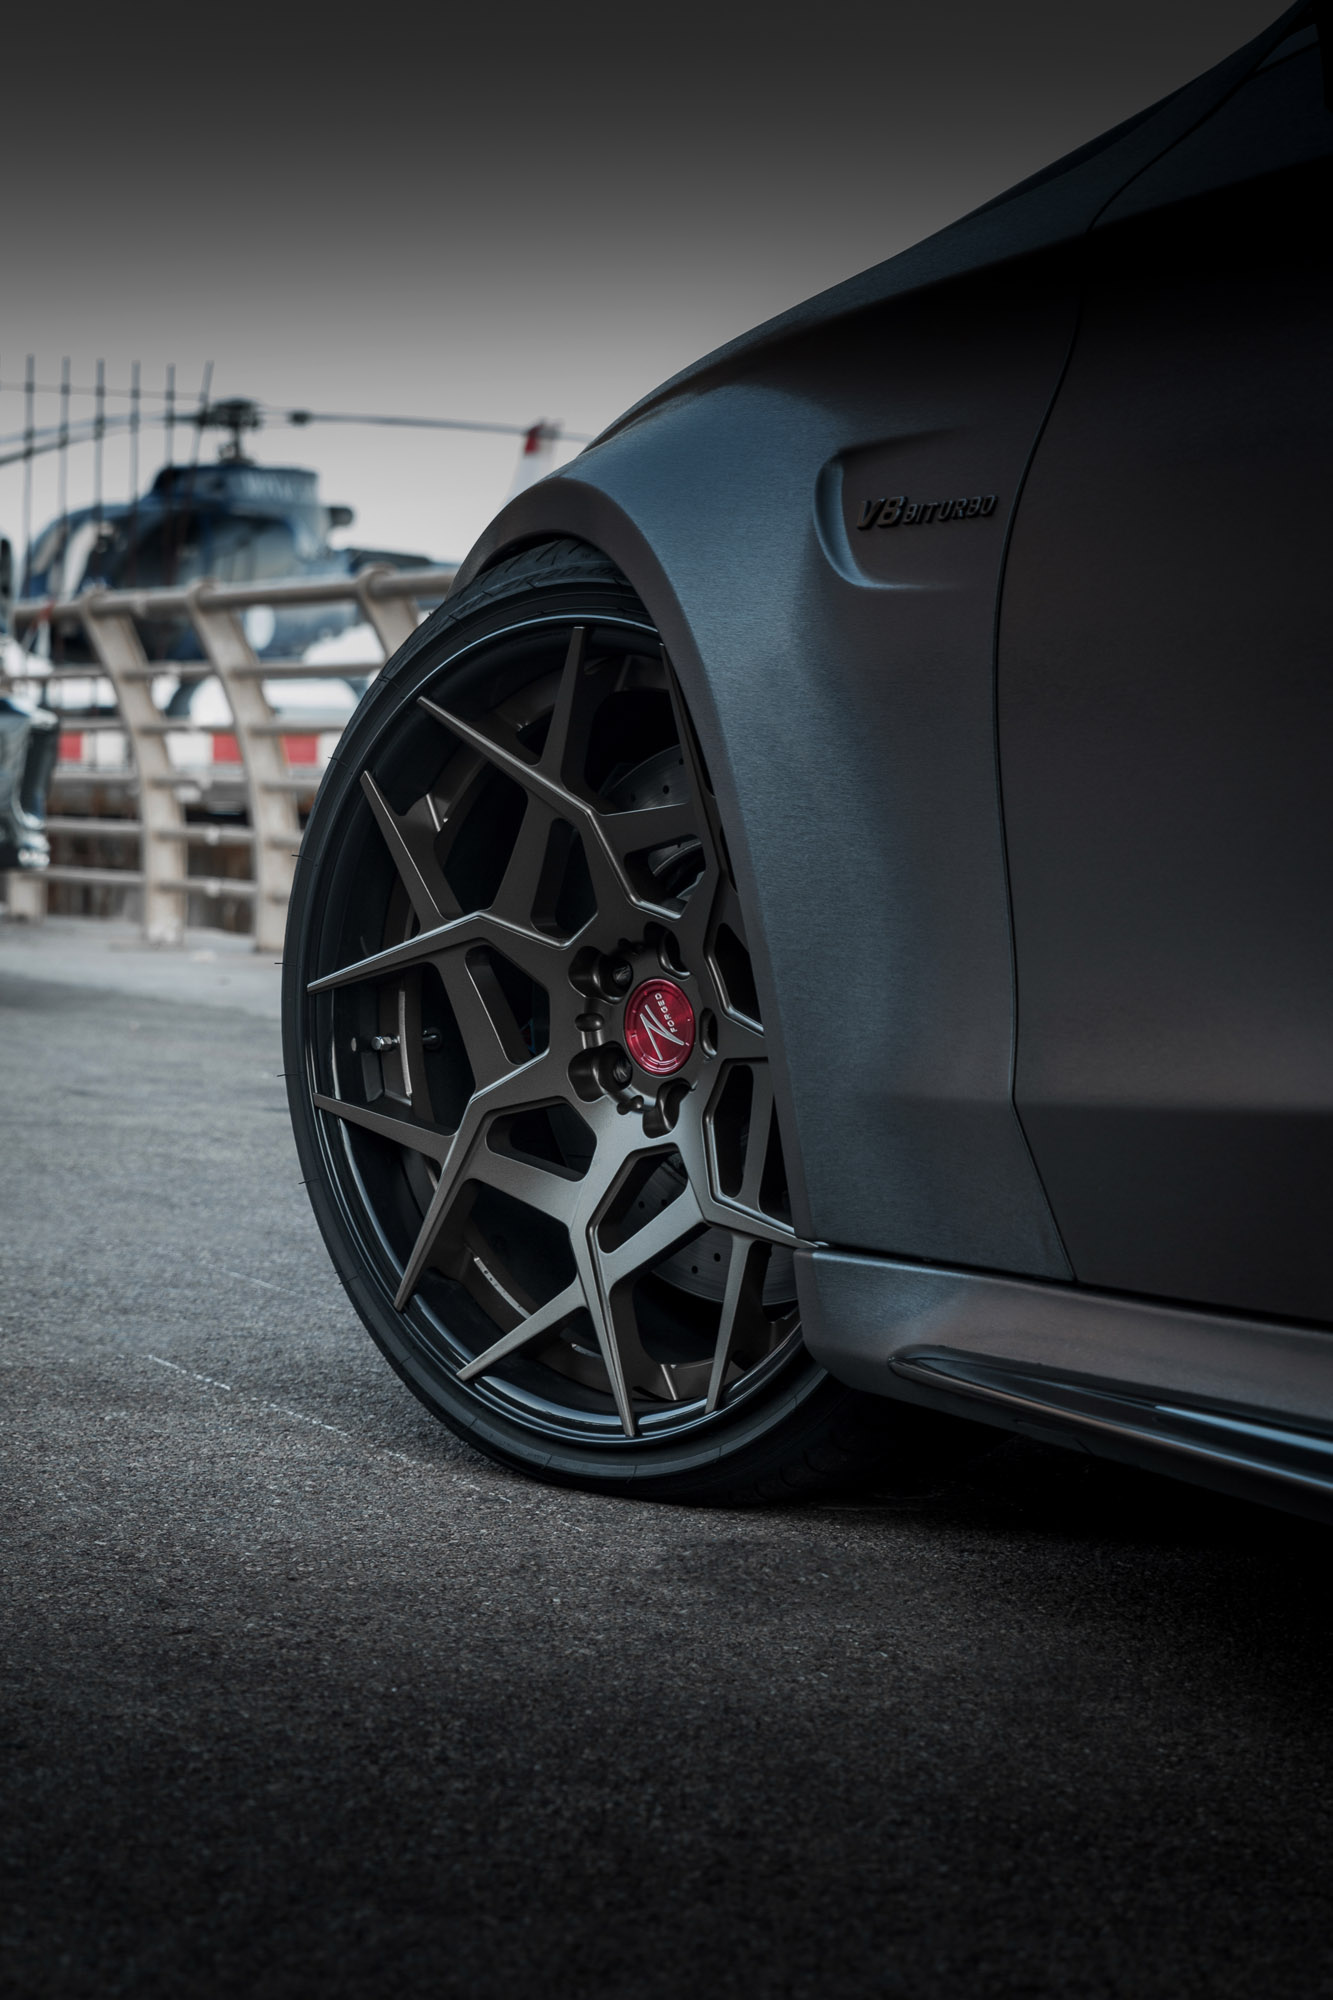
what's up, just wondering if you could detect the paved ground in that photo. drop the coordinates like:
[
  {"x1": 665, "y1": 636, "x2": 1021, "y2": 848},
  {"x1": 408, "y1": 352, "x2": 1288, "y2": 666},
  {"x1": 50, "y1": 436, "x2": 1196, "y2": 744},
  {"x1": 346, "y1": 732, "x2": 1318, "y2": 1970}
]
[
  {"x1": 0, "y1": 914, "x2": 282, "y2": 1017},
  {"x1": 4, "y1": 921, "x2": 1333, "y2": 1999}
]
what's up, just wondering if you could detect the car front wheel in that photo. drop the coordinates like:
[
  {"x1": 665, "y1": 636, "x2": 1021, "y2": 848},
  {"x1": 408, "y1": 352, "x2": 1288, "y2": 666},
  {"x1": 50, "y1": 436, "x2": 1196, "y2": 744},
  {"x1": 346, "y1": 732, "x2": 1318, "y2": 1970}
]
[{"x1": 283, "y1": 539, "x2": 965, "y2": 1502}]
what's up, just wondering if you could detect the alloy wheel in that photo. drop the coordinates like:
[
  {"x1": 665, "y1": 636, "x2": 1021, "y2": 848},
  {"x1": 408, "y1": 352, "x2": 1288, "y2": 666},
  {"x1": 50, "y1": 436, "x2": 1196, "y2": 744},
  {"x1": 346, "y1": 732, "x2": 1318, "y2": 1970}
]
[{"x1": 300, "y1": 615, "x2": 804, "y2": 1446}]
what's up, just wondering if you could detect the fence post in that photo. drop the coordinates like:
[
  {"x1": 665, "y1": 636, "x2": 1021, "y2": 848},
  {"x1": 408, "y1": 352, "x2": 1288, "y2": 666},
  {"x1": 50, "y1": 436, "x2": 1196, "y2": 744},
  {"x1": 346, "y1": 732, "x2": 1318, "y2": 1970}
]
[
  {"x1": 82, "y1": 596, "x2": 190, "y2": 944},
  {"x1": 2, "y1": 870, "x2": 47, "y2": 921},
  {"x1": 355, "y1": 565, "x2": 420, "y2": 658},
  {"x1": 185, "y1": 584, "x2": 300, "y2": 956}
]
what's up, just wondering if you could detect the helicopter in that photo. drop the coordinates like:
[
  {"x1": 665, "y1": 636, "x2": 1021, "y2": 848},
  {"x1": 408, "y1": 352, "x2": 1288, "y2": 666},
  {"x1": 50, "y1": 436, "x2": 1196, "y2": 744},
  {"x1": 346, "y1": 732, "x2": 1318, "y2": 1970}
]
[
  {"x1": 19, "y1": 397, "x2": 446, "y2": 668},
  {"x1": 0, "y1": 377, "x2": 579, "y2": 859}
]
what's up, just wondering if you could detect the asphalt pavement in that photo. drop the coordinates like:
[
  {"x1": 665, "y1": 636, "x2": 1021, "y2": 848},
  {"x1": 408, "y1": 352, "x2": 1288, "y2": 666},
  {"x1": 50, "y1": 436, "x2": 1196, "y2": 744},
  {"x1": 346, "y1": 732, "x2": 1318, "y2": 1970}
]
[{"x1": 4, "y1": 919, "x2": 1333, "y2": 1999}]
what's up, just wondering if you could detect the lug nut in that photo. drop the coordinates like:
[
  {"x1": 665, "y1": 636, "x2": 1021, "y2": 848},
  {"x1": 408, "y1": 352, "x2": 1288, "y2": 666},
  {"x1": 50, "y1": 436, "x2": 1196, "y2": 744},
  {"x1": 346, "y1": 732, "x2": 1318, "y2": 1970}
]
[
  {"x1": 608, "y1": 1053, "x2": 633, "y2": 1088},
  {"x1": 604, "y1": 957, "x2": 634, "y2": 993}
]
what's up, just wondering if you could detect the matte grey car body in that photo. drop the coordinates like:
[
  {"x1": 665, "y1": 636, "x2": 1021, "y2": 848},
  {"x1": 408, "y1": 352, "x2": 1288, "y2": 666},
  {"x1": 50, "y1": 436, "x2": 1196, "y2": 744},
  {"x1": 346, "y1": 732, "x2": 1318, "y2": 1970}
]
[{"x1": 287, "y1": 4, "x2": 1333, "y2": 1515}]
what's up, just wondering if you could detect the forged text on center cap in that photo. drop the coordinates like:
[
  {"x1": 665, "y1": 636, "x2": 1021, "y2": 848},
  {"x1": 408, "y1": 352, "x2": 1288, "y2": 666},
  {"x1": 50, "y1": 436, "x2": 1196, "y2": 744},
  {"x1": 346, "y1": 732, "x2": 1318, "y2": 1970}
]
[{"x1": 623, "y1": 978, "x2": 695, "y2": 1076}]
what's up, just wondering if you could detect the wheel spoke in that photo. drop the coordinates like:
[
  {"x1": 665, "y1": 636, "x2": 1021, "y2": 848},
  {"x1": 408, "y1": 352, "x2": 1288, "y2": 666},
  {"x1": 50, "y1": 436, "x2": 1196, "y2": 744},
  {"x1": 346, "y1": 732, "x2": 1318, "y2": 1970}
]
[
  {"x1": 456, "y1": 1277, "x2": 587, "y2": 1381},
  {"x1": 419, "y1": 692, "x2": 580, "y2": 821},
  {"x1": 391, "y1": 1058, "x2": 558, "y2": 1310},
  {"x1": 307, "y1": 907, "x2": 565, "y2": 995},
  {"x1": 392, "y1": 1127, "x2": 481, "y2": 1310},
  {"x1": 596, "y1": 1178, "x2": 705, "y2": 1292},
  {"x1": 470, "y1": 1137, "x2": 584, "y2": 1225},
  {"x1": 662, "y1": 646, "x2": 730, "y2": 866},
  {"x1": 704, "y1": 872, "x2": 748, "y2": 959},
  {"x1": 739, "y1": 1064, "x2": 776, "y2": 1213},
  {"x1": 313, "y1": 1091, "x2": 451, "y2": 1163},
  {"x1": 598, "y1": 798, "x2": 700, "y2": 866},
  {"x1": 573, "y1": 1235, "x2": 639, "y2": 1437},
  {"x1": 418, "y1": 691, "x2": 681, "y2": 921},
  {"x1": 360, "y1": 771, "x2": 456, "y2": 928},
  {"x1": 706, "y1": 1235, "x2": 770, "y2": 1412},
  {"x1": 714, "y1": 1010, "x2": 766, "y2": 1061},
  {"x1": 680, "y1": 1108, "x2": 795, "y2": 1246},
  {"x1": 701, "y1": 1195, "x2": 793, "y2": 1247},
  {"x1": 433, "y1": 949, "x2": 527, "y2": 1091},
  {"x1": 427, "y1": 747, "x2": 496, "y2": 879},
  {"x1": 489, "y1": 795, "x2": 561, "y2": 932},
  {"x1": 537, "y1": 625, "x2": 600, "y2": 788}
]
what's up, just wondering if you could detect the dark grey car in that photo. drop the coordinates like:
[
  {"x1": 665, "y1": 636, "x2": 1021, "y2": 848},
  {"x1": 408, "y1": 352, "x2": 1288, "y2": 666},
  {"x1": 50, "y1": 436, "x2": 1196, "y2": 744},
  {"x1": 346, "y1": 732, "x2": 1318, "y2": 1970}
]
[
  {"x1": 282, "y1": 4, "x2": 1333, "y2": 1516},
  {"x1": 0, "y1": 539, "x2": 57, "y2": 875}
]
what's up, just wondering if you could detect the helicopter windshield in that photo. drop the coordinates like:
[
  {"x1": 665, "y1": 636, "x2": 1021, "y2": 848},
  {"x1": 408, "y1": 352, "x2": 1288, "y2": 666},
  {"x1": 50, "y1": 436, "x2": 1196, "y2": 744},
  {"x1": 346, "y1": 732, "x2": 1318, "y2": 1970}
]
[{"x1": 117, "y1": 513, "x2": 298, "y2": 591}]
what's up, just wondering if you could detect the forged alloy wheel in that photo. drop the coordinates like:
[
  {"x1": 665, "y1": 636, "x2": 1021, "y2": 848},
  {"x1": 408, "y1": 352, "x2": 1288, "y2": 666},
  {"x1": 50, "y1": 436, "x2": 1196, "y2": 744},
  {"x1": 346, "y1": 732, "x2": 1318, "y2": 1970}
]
[{"x1": 284, "y1": 541, "x2": 933, "y2": 1501}]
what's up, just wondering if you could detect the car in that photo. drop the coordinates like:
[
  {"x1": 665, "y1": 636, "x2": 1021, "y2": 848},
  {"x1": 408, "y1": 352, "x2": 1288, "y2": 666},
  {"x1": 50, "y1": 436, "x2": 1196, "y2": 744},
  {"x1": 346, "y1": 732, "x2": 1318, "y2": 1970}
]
[
  {"x1": 0, "y1": 538, "x2": 58, "y2": 875},
  {"x1": 282, "y1": 2, "x2": 1333, "y2": 1513},
  {"x1": 0, "y1": 687, "x2": 57, "y2": 876}
]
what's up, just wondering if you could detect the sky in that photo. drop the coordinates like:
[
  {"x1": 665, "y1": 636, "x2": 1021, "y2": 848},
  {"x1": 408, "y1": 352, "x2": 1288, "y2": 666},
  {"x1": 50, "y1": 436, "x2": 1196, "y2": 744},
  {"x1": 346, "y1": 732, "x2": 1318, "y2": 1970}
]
[{"x1": 0, "y1": 0, "x2": 1287, "y2": 567}]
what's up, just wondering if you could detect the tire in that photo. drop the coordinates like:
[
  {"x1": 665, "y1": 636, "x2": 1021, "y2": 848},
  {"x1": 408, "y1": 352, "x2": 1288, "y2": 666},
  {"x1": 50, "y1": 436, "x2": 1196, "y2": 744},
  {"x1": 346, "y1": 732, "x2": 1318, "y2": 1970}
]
[{"x1": 283, "y1": 538, "x2": 968, "y2": 1503}]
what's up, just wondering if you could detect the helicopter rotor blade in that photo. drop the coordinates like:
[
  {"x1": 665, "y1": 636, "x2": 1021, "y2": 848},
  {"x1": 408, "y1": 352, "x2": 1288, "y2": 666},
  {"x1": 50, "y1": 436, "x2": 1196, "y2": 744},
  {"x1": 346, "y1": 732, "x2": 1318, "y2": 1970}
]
[
  {"x1": 0, "y1": 415, "x2": 142, "y2": 470},
  {"x1": 0, "y1": 406, "x2": 593, "y2": 473},
  {"x1": 278, "y1": 408, "x2": 592, "y2": 443}
]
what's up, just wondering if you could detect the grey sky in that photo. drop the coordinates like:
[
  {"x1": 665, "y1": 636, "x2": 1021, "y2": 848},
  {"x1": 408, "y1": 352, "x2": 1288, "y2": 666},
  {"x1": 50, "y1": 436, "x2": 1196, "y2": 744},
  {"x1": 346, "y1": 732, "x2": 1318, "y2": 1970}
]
[{"x1": 0, "y1": 0, "x2": 1287, "y2": 563}]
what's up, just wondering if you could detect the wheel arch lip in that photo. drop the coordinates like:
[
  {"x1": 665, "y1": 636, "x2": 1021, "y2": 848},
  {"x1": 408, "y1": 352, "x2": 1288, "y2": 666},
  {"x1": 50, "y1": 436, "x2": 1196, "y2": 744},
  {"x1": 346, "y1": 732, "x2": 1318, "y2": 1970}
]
[{"x1": 449, "y1": 459, "x2": 693, "y2": 626}]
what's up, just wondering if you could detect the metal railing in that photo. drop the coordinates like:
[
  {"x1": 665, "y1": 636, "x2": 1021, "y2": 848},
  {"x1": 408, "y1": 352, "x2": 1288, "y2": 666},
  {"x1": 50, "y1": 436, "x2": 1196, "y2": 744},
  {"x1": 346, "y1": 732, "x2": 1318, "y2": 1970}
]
[{"x1": 0, "y1": 563, "x2": 456, "y2": 950}]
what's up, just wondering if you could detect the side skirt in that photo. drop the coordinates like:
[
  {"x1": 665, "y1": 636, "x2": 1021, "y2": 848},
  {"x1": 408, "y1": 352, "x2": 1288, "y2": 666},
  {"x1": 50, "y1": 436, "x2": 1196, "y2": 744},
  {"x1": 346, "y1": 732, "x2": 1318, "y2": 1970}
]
[{"x1": 797, "y1": 1248, "x2": 1333, "y2": 1521}]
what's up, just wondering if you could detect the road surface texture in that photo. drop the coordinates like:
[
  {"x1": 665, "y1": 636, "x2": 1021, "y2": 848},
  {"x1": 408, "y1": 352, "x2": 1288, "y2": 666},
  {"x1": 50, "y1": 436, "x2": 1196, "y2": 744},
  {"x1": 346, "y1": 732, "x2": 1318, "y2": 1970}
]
[{"x1": 3, "y1": 919, "x2": 1333, "y2": 2000}]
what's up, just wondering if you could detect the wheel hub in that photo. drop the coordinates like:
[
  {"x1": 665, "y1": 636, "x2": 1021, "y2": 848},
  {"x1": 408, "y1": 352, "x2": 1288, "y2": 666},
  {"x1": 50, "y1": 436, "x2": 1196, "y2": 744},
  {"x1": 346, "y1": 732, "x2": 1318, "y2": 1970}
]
[{"x1": 623, "y1": 977, "x2": 695, "y2": 1076}]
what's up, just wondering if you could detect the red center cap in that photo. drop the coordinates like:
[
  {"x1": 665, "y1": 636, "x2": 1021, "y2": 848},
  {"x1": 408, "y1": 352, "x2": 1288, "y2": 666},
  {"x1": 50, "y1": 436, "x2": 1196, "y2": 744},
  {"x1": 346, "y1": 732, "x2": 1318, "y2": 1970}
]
[{"x1": 623, "y1": 978, "x2": 695, "y2": 1076}]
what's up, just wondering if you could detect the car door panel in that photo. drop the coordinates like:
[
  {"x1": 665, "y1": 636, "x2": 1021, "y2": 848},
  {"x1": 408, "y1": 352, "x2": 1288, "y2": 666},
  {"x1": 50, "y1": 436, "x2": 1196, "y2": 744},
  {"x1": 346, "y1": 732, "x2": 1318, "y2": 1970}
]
[{"x1": 999, "y1": 53, "x2": 1333, "y2": 1321}]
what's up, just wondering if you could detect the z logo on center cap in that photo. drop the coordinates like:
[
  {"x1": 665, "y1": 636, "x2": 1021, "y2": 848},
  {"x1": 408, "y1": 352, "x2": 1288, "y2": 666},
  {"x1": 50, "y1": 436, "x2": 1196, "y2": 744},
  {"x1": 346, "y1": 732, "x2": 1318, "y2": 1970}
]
[{"x1": 623, "y1": 978, "x2": 696, "y2": 1077}]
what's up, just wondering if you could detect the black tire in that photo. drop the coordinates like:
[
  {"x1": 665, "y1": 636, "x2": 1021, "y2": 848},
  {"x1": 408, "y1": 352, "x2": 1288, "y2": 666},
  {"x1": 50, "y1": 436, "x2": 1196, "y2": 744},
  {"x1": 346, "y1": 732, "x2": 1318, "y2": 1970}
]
[{"x1": 283, "y1": 538, "x2": 968, "y2": 1503}]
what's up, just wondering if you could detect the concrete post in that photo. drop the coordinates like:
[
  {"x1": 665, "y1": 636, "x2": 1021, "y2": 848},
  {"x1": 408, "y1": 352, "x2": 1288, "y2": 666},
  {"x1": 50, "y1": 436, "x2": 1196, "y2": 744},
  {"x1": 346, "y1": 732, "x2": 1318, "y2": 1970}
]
[
  {"x1": 185, "y1": 585, "x2": 300, "y2": 956},
  {"x1": 81, "y1": 598, "x2": 189, "y2": 945}
]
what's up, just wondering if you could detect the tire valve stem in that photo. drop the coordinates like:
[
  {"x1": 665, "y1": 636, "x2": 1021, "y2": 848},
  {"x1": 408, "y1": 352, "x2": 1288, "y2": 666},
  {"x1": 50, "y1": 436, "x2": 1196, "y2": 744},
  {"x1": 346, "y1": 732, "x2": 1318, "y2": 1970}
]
[
  {"x1": 421, "y1": 1029, "x2": 443, "y2": 1050},
  {"x1": 361, "y1": 1033, "x2": 400, "y2": 1053}
]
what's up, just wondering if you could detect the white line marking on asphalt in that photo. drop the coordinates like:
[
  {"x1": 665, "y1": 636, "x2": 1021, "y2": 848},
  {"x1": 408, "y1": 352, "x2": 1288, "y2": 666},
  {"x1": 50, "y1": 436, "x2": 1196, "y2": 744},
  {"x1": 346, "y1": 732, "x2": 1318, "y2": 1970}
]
[
  {"x1": 149, "y1": 1354, "x2": 234, "y2": 1392},
  {"x1": 272, "y1": 1404, "x2": 358, "y2": 1439},
  {"x1": 146, "y1": 1354, "x2": 423, "y2": 1470},
  {"x1": 219, "y1": 1267, "x2": 286, "y2": 1293}
]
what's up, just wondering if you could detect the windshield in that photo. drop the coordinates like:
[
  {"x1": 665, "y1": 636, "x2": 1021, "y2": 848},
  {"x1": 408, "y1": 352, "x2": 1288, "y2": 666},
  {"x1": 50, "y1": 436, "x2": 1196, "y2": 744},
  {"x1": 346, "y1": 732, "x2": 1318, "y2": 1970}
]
[{"x1": 113, "y1": 512, "x2": 299, "y2": 590}]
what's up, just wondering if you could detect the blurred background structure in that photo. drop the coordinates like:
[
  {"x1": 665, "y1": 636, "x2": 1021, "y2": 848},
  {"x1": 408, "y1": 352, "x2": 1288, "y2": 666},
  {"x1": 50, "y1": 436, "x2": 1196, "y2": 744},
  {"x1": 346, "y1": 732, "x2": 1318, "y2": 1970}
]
[
  {"x1": 0, "y1": 0, "x2": 1283, "y2": 559},
  {"x1": 0, "y1": 0, "x2": 1285, "y2": 944}
]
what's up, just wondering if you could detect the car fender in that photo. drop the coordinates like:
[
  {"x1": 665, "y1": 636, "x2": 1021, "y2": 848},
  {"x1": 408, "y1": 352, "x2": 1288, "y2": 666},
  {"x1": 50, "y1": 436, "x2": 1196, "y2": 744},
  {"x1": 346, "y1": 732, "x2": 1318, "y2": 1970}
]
[{"x1": 450, "y1": 312, "x2": 1072, "y2": 1276}]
